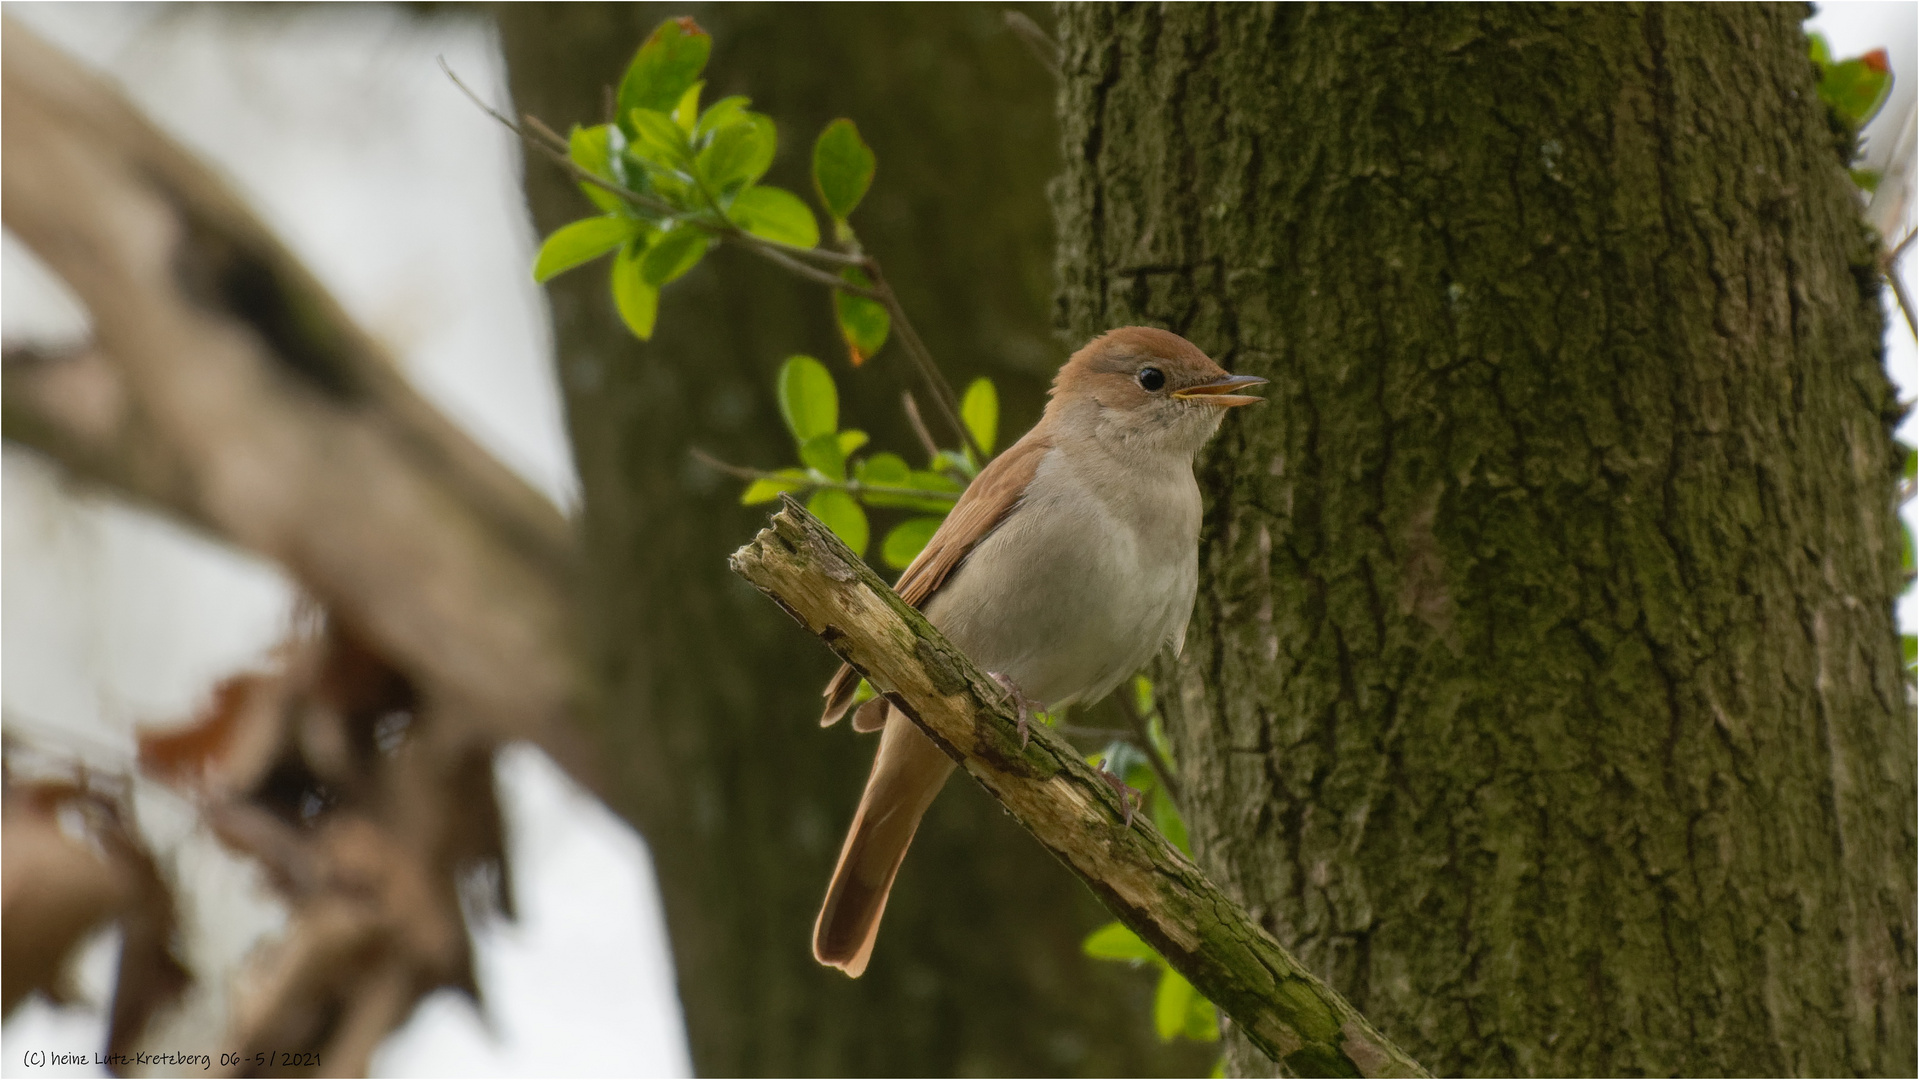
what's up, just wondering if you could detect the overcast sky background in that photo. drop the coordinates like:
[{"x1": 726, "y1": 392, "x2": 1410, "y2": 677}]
[{"x1": 1, "y1": 3, "x2": 1914, "y2": 1077}]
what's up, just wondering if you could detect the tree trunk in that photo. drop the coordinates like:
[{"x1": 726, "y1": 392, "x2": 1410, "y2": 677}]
[
  {"x1": 500, "y1": 5, "x2": 1209, "y2": 1075},
  {"x1": 1053, "y1": 5, "x2": 1915, "y2": 1076}
]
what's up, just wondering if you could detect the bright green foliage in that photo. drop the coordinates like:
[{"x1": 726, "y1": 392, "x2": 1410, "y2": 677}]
[
  {"x1": 741, "y1": 468, "x2": 811, "y2": 505},
  {"x1": 808, "y1": 488, "x2": 869, "y2": 556},
  {"x1": 610, "y1": 241, "x2": 660, "y2": 339},
  {"x1": 537, "y1": 16, "x2": 835, "y2": 340},
  {"x1": 1806, "y1": 34, "x2": 1895, "y2": 193},
  {"x1": 534, "y1": 215, "x2": 640, "y2": 282},
  {"x1": 640, "y1": 226, "x2": 712, "y2": 286},
  {"x1": 778, "y1": 356, "x2": 839, "y2": 441},
  {"x1": 618, "y1": 17, "x2": 711, "y2": 116},
  {"x1": 699, "y1": 114, "x2": 777, "y2": 192},
  {"x1": 1082, "y1": 920, "x2": 1219, "y2": 1043},
  {"x1": 753, "y1": 357, "x2": 975, "y2": 558},
  {"x1": 813, "y1": 118, "x2": 877, "y2": 229},
  {"x1": 731, "y1": 186, "x2": 820, "y2": 248},
  {"x1": 1079, "y1": 675, "x2": 1216, "y2": 1046},
  {"x1": 961, "y1": 377, "x2": 999, "y2": 457},
  {"x1": 834, "y1": 268, "x2": 890, "y2": 367},
  {"x1": 882, "y1": 516, "x2": 943, "y2": 569},
  {"x1": 1808, "y1": 34, "x2": 1893, "y2": 129}
]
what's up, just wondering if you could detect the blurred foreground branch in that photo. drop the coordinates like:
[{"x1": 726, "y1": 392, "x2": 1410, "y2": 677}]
[
  {"x1": 0, "y1": 18, "x2": 585, "y2": 774},
  {"x1": 728, "y1": 499, "x2": 1431, "y2": 1079},
  {"x1": 1, "y1": 20, "x2": 592, "y2": 1073}
]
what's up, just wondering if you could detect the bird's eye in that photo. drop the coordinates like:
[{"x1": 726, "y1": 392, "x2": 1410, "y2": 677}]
[{"x1": 1137, "y1": 366, "x2": 1165, "y2": 392}]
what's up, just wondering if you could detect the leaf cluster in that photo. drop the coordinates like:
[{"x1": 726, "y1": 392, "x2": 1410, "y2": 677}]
[
  {"x1": 1079, "y1": 676, "x2": 1219, "y2": 1052},
  {"x1": 1806, "y1": 33, "x2": 1895, "y2": 192},
  {"x1": 533, "y1": 17, "x2": 882, "y2": 354},
  {"x1": 744, "y1": 357, "x2": 1000, "y2": 567}
]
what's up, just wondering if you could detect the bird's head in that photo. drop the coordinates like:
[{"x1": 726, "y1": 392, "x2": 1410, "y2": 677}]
[{"x1": 1047, "y1": 326, "x2": 1266, "y2": 457}]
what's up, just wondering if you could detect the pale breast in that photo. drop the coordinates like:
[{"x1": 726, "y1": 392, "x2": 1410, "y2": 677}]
[{"x1": 924, "y1": 445, "x2": 1200, "y2": 709}]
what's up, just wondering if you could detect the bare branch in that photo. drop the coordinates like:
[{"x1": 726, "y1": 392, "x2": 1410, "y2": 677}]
[
  {"x1": 689, "y1": 447, "x2": 961, "y2": 504},
  {"x1": 1112, "y1": 683, "x2": 1184, "y2": 806},
  {"x1": 729, "y1": 500, "x2": 1431, "y2": 1079}
]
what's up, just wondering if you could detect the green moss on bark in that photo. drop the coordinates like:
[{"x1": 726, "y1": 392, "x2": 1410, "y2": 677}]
[{"x1": 1053, "y1": 5, "x2": 1915, "y2": 1075}]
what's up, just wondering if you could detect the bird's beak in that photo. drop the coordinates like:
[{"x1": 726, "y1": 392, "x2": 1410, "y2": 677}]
[{"x1": 1173, "y1": 374, "x2": 1268, "y2": 407}]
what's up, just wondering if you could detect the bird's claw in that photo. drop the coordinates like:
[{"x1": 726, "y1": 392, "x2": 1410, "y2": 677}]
[
  {"x1": 989, "y1": 672, "x2": 1042, "y2": 748},
  {"x1": 1094, "y1": 757, "x2": 1146, "y2": 828}
]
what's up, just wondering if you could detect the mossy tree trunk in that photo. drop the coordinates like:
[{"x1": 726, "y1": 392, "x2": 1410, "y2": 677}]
[
  {"x1": 1053, "y1": 5, "x2": 1915, "y2": 1076},
  {"x1": 501, "y1": 5, "x2": 1208, "y2": 1076}
]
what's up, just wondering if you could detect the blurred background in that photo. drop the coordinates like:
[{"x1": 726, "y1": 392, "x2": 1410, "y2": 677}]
[{"x1": 3, "y1": 3, "x2": 1914, "y2": 1077}]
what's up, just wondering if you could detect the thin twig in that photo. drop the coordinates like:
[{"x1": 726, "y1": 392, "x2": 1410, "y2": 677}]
[
  {"x1": 863, "y1": 259, "x2": 985, "y2": 463},
  {"x1": 901, "y1": 392, "x2": 943, "y2": 462},
  {"x1": 1113, "y1": 682, "x2": 1183, "y2": 806},
  {"x1": 689, "y1": 448, "x2": 961, "y2": 504},
  {"x1": 1885, "y1": 228, "x2": 1916, "y2": 337},
  {"x1": 742, "y1": 244, "x2": 881, "y2": 296},
  {"x1": 1003, "y1": 10, "x2": 1063, "y2": 83}
]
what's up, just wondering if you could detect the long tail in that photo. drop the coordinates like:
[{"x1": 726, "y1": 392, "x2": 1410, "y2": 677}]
[{"x1": 813, "y1": 707, "x2": 956, "y2": 977}]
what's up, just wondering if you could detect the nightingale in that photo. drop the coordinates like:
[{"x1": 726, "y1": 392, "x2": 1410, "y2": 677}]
[{"x1": 812, "y1": 326, "x2": 1265, "y2": 978}]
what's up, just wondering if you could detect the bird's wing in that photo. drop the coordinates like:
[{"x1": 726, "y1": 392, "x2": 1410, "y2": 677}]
[{"x1": 819, "y1": 430, "x2": 1055, "y2": 727}]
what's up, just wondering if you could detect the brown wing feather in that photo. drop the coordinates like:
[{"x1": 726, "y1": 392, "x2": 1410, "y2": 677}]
[{"x1": 817, "y1": 430, "x2": 1054, "y2": 726}]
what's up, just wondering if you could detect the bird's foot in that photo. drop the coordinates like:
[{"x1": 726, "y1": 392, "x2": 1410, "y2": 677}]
[
  {"x1": 1094, "y1": 757, "x2": 1146, "y2": 828},
  {"x1": 988, "y1": 672, "x2": 1043, "y2": 748}
]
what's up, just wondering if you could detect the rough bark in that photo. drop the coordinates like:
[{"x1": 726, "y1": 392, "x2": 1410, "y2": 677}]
[
  {"x1": 732, "y1": 499, "x2": 1430, "y2": 1078},
  {"x1": 500, "y1": 4, "x2": 1207, "y2": 1075},
  {"x1": 1053, "y1": 4, "x2": 1915, "y2": 1076}
]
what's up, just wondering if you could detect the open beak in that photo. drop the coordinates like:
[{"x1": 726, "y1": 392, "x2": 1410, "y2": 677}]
[{"x1": 1173, "y1": 373, "x2": 1268, "y2": 408}]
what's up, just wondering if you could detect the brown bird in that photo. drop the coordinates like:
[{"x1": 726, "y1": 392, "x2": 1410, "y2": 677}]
[{"x1": 812, "y1": 326, "x2": 1265, "y2": 977}]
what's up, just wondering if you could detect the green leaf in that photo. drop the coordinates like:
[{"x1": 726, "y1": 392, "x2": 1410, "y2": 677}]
[
  {"x1": 812, "y1": 118, "x2": 876, "y2": 223},
  {"x1": 933, "y1": 448, "x2": 979, "y2": 480},
  {"x1": 697, "y1": 113, "x2": 776, "y2": 193},
  {"x1": 961, "y1": 377, "x2": 999, "y2": 455},
  {"x1": 731, "y1": 185, "x2": 820, "y2": 248},
  {"x1": 639, "y1": 226, "x2": 711, "y2": 286},
  {"x1": 673, "y1": 80, "x2": 704, "y2": 135},
  {"x1": 610, "y1": 240, "x2": 660, "y2": 339},
  {"x1": 800, "y1": 433, "x2": 847, "y2": 481},
  {"x1": 837, "y1": 430, "x2": 869, "y2": 457},
  {"x1": 776, "y1": 355, "x2": 838, "y2": 441},
  {"x1": 534, "y1": 216, "x2": 638, "y2": 282},
  {"x1": 881, "y1": 516, "x2": 944, "y2": 570},
  {"x1": 628, "y1": 107, "x2": 692, "y2": 171},
  {"x1": 1904, "y1": 445, "x2": 1917, "y2": 485},
  {"x1": 1852, "y1": 168, "x2": 1884, "y2": 194},
  {"x1": 1903, "y1": 634, "x2": 1917, "y2": 671},
  {"x1": 694, "y1": 95, "x2": 753, "y2": 142},
  {"x1": 569, "y1": 124, "x2": 624, "y2": 213},
  {"x1": 1817, "y1": 51, "x2": 1893, "y2": 128},
  {"x1": 618, "y1": 17, "x2": 712, "y2": 119},
  {"x1": 855, "y1": 452, "x2": 911, "y2": 487},
  {"x1": 808, "y1": 489, "x2": 868, "y2": 556},
  {"x1": 1209, "y1": 1056, "x2": 1227, "y2": 1079},
  {"x1": 1154, "y1": 969, "x2": 1197, "y2": 1041},
  {"x1": 1082, "y1": 921, "x2": 1161, "y2": 965},
  {"x1": 1150, "y1": 786, "x2": 1189, "y2": 854},
  {"x1": 741, "y1": 468, "x2": 810, "y2": 505},
  {"x1": 1132, "y1": 674, "x2": 1156, "y2": 720},
  {"x1": 1184, "y1": 991, "x2": 1220, "y2": 1042},
  {"x1": 834, "y1": 267, "x2": 890, "y2": 367},
  {"x1": 1808, "y1": 32, "x2": 1834, "y2": 69},
  {"x1": 851, "y1": 678, "x2": 877, "y2": 705}
]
